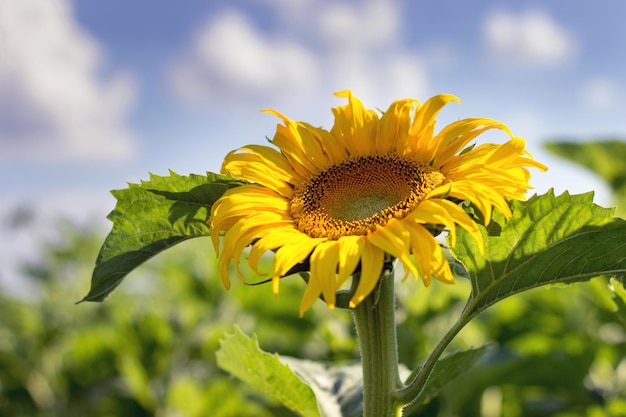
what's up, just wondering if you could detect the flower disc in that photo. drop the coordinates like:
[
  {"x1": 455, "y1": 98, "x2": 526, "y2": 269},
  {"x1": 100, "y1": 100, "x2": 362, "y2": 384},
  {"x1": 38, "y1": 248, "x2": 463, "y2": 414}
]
[{"x1": 290, "y1": 156, "x2": 445, "y2": 240}]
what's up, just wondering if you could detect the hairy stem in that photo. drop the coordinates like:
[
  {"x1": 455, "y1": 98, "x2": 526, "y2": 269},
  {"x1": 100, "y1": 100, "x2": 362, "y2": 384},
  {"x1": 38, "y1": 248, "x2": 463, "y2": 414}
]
[{"x1": 351, "y1": 270, "x2": 404, "y2": 417}]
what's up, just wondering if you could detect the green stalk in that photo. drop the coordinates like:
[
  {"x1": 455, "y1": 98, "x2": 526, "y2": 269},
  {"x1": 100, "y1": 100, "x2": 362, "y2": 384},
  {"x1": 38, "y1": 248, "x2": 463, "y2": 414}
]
[{"x1": 351, "y1": 270, "x2": 404, "y2": 417}]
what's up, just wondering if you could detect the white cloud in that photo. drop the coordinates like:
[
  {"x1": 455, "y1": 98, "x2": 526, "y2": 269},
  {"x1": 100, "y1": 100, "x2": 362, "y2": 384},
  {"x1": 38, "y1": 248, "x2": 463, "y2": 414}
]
[
  {"x1": 484, "y1": 9, "x2": 577, "y2": 68},
  {"x1": 169, "y1": 0, "x2": 430, "y2": 110},
  {"x1": 170, "y1": 10, "x2": 320, "y2": 104},
  {"x1": 316, "y1": 0, "x2": 398, "y2": 49},
  {"x1": 581, "y1": 77, "x2": 621, "y2": 110},
  {"x1": 312, "y1": 0, "x2": 428, "y2": 105},
  {"x1": 0, "y1": 0, "x2": 137, "y2": 164}
]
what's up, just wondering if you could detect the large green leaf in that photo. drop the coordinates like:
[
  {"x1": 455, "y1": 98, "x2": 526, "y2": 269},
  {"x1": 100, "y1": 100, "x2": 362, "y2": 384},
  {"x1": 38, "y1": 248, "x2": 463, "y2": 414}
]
[
  {"x1": 81, "y1": 171, "x2": 242, "y2": 302},
  {"x1": 453, "y1": 190, "x2": 626, "y2": 319},
  {"x1": 216, "y1": 327, "x2": 321, "y2": 417}
]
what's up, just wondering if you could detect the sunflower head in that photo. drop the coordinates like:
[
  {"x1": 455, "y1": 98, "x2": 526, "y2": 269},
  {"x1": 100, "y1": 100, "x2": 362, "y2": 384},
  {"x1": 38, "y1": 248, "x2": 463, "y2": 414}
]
[{"x1": 210, "y1": 91, "x2": 547, "y2": 315}]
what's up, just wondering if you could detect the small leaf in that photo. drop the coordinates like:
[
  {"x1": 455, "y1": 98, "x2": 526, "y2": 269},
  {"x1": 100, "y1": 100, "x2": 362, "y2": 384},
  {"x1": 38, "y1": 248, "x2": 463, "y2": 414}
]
[
  {"x1": 216, "y1": 326, "x2": 321, "y2": 417},
  {"x1": 452, "y1": 190, "x2": 626, "y2": 319},
  {"x1": 81, "y1": 171, "x2": 242, "y2": 302},
  {"x1": 404, "y1": 346, "x2": 490, "y2": 413}
]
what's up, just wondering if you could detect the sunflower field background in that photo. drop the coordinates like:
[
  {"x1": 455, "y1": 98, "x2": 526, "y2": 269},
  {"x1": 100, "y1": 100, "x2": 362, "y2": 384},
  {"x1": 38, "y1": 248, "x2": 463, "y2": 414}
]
[{"x1": 1, "y1": 141, "x2": 625, "y2": 417}]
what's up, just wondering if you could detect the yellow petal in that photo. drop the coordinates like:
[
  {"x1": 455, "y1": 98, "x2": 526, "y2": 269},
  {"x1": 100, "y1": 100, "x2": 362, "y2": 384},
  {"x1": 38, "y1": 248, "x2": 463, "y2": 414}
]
[
  {"x1": 247, "y1": 228, "x2": 309, "y2": 272},
  {"x1": 408, "y1": 199, "x2": 459, "y2": 246},
  {"x1": 405, "y1": 222, "x2": 454, "y2": 285},
  {"x1": 224, "y1": 213, "x2": 293, "y2": 280},
  {"x1": 272, "y1": 237, "x2": 325, "y2": 295},
  {"x1": 210, "y1": 185, "x2": 289, "y2": 250},
  {"x1": 223, "y1": 157, "x2": 293, "y2": 197},
  {"x1": 349, "y1": 240, "x2": 385, "y2": 308},
  {"x1": 435, "y1": 119, "x2": 511, "y2": 167},
  {"x1": 332, "y1": 90, "x2": 378, "y2": 156},
  {"x1": 412, "y1": 94, "x2": 460, "y2": 135},
  {"x1": 300, "y1": 121, "x2": 347, "y2": 163},
  {"x1": 377, "y1": 98, "x2": 418, "y2": 155},
  {"x1": 309, "y1": 240, "x2": 341, "y2": 308},
  {"x1": 270, "y1": 121, "x2": 318, "y2": 177},
  {"x1": 223, "y1": 144, "x2": 302, "y2": 183},
  {"x1": 300, "y1": 272, "x2": 322, "y2": 316},
  {"x1": 409, "y1": 198, "x2": 482, "y2": 251},
  {"x1": 367, "y1": 220, "x2": 417, "y2": 280},
  {"x1": 337, "y1": 236, "x2": 364, "y2": 288},
  {"x1": 410, "y1": 94, "x2": 460, "y2": 161}
]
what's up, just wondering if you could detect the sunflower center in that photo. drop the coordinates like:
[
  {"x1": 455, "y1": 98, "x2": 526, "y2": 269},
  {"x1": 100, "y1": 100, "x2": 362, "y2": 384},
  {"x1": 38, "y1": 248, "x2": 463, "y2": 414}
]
[{"x1": 289, "y1": 155, "x2": 445, "y2": 239}]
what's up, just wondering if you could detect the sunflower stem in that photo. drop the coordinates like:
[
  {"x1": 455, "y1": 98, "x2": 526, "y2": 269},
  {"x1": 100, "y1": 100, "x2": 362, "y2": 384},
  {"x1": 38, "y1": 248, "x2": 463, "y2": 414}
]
[{"x1": 351, "y1": 270, "x2": 403, "y2": 417}]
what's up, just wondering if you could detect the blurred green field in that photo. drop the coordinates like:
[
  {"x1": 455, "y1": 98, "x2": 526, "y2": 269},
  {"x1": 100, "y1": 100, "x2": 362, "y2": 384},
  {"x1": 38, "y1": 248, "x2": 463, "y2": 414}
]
[{"x1": 1, "y1": 216, "x2": 625, "y2": 417}]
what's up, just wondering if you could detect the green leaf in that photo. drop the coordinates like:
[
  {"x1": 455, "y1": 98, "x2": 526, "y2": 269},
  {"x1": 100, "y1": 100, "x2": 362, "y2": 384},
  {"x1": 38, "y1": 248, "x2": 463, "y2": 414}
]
[
  {"x1": 215, "y1": 326, "x2": 321, "y2": 417},
  {"x1": 404, "y1": 346, "x2": 490, "y2": 414},
  {"x1": 452, "y1": 190, "x2": 626, "y2": 319},
  {"x1": 81, "y1": 171, "x2": 242, "y2": 302}
]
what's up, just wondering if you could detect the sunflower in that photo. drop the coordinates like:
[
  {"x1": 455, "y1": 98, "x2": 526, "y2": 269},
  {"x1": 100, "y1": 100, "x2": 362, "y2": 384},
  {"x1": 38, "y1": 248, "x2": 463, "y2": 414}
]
[{"x1": 210, "y1": 91, "x2": 547, "y2": 315}]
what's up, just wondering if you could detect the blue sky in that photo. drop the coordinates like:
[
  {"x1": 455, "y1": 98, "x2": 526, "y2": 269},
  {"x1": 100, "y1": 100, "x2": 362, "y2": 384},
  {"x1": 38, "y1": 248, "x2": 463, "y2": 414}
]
[{"x1": 1, "y1": 0, "x2": 625, "y2": 291}]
